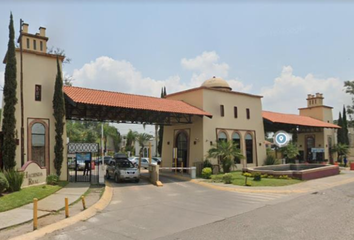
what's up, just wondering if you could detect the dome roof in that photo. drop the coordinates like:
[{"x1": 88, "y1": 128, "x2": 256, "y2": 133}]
[{"x1": 201, "y1": 76, "x2": 232, "y2": 91}]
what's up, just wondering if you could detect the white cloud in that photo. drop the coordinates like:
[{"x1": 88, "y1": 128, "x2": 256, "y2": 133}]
[
  {"x1": 72, "y1": 56, "x2": 186, "y2": 97},
  {"x1": 71, "y1": 52, "x2": 252, "y2": 98},
  {"x1": 181, "y1": 51, "x2": 252, "y2": 92},
  {"x1": 260, "y1": 66, "x2": 352, "y2": 117}
]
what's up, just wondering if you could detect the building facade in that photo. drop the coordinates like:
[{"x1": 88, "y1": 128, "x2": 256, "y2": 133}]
[
  {"x1": 162, "y1": 77, "x2": 267, "y2": 169},
  {"x1": 1, "y1": 24, "x2": 68, "y2": 182},
  {"x1": 297, "y1": 94, "x2": 336, "y2": 162}
]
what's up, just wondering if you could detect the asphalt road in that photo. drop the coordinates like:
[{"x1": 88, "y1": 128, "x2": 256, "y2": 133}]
[
  {"x1": 42, "y1": 176, "x2": 293, "y2": 240},
  {"x1": 158, "y1": 181, "x2": 354, "y2": 240}
]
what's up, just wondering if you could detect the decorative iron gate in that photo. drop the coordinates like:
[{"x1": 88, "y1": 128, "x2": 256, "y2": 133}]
[{"x1": 68, "y1": 143, "x2": 99, "y2": 183}]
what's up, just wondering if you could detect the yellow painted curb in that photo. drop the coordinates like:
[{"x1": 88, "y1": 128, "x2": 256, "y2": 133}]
[
  {"x1": 9, "y1": 182, "x2": 113, "y2": 240},
  {"x1": 156, "y1": 181, "x2": 163, "y2": 187}
]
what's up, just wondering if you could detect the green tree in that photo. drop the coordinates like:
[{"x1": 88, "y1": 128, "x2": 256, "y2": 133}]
[
  {"x1": 332, "y1": 143, "x2": 349, "y2": 163},
  {"x1": 136, "y1": 133, "x2": 152, "y2": 167},
  {"x1": 337, "y1": 112, "x2": 346, "y2": 144},
  {"x1": 125, "y1": 130, "x2": 138, "y2": 154},
  {"x1": 52, "y1": 57, "x2": 65, "y2": 176},
  {"x1": 102, "y1": 124, "x2": 121, "y2": 153},
  {"x1": 208, "y1": 141, "x2": 244, "y2": 173},
  {"x1": 343, "y1": 106, "x2": 349, "y2": 145},
  {"x1": 280, "y1": 142, "x2": 299, "y2": 163},
  {"x1": 157, "y1": 86, "x2": 166, "y2": 156},
  {"x1": 2, "y1": 13, "x2": 18, "y2": 170}
]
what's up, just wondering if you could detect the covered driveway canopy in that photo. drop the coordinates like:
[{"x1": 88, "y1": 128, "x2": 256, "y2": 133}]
[
  {"x1": 64, "y1": 86, "x2": 212, "y2": 125},
  {"x1": 263, "y1": 111, "x2": 340, "y2": 133}
]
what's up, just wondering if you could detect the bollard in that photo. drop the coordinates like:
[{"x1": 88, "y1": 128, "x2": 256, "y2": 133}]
[
  {"x1": 65, "y1": 197, "x2": 69, "y2": 218},
  {"x1": 33, "y1": 198, "x2": 38, "y2": 230},
  {"x1": 175, "y1": 158, "x2": 177, "y2": 174},
  {"x1": 81, "y1": 196, "x2": 86, "y2": 210},
  {"x1": 181, "y1": 162, "x2": 183, "y2": 175}
]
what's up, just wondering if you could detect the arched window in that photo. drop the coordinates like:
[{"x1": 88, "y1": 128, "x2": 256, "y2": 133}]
[
  {"x1": 232, "y1": 132, "x2": 241, "y2": 164},
  {"x1": 245, "y1": 133, "x2": 253, "y2": 164},
  {"x1": 176, "y1": 131, "x2": 188, "y2": 168},
  {"x1": 31, "y1": 123, "x2": 46, "y2": 167},
  {"x1": 218, "y1": 132, "x2": 227, "y2": 142}
]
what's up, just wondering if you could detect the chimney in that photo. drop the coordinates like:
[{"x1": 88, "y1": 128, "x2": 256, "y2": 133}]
[
  {"x1": 39, "y1": 27, "x2": 46, "y2": 37},
  {"x1": 307, "y1": 93, "x2": 324, "y2": 107},
  {"x1": 22, "y1": 23, "x2": 29, "y2": 33}
]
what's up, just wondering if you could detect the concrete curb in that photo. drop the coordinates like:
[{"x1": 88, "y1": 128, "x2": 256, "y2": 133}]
[
  {"x1": 9, "y1": 182, "x2": 113, "y2": 240},
  {"x1": 159, "y1": 172, "x2": 354, "y2": 194}
]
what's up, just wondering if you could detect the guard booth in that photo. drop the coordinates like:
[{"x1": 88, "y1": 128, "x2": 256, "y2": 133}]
[{"x1": 67, "y1": 143, "x2": 99, "y2": 183}]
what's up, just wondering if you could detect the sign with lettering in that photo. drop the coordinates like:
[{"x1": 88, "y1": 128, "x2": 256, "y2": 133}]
[{"x1": 20, "y1": 161, "x2": 47, "y2": 187}]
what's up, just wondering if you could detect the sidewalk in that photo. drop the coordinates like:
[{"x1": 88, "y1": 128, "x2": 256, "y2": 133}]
[
  {"x1": 0, "y1": 182, "x2": 89, "y2": 231},
  {"x1": 160, "y1": 169, "x2": 354, "y2": 194}
]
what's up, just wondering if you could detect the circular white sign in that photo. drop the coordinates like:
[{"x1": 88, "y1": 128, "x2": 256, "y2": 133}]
[{"x1": 274, "y1": 131, "x2": 290, "y2": 147}]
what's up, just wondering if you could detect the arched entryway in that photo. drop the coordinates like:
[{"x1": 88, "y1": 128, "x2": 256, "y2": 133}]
[
  {"x1": 306, "y1": 136, "x2": 315, "y2": 161},
  {"x1": 176, "y1": 131, "x2": 188, "y2": 169},
  {"x1": 245, "y1": 133, "x2": 253, "y2": 164},
  {"x1": 232, "y1": 132, "x2": 241, "y2": 164}
]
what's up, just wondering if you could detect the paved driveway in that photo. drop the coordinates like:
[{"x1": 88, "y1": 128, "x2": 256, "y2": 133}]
[{"x1": 42, "y1": 176, "x2": 294, "y2": 240}]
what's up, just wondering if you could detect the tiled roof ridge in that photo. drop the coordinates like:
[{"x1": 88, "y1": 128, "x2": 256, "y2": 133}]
[
  {"x1": 165, "y1": 86, "x2": 262, "y2": 98},
  {"x1": 64, "y1": 85, "x2": 182, "y2": 103}
]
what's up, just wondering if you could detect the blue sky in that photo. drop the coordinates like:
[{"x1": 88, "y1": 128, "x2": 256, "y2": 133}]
[{"x1": 0, "y1": 1, "x2": 354, "y2": 133}]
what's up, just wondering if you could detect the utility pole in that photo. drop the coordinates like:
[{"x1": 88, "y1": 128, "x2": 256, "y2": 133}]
[{"x1": 19, "y1": 19, "x2": 25, "y2": 167}]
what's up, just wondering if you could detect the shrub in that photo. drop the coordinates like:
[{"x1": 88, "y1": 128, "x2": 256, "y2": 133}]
[
  {"x1": 201, "y1": 167, "x2": 212, "y2": 179},
  {"x1": 0, "y1": 172, "x2": 9, "y2": 194},
  {"x1": 264, "y1": 155, "x2": 278, "y2": 165},
  {"x1": 243, "y1": 172, "x2": 252, "y2": 186},
  {"x1": 4, "y1": 170, "x2": 24, "y2": 192},
  {"x1": 278, "y1": 175, "x2": 289, "y2": 180},
  {"x1": 223, "y1": 173, "x2": 232, "y2": 184},
  {"x1": 261, "y1": 174, "x2": 268, "y2": 178},
  {"x1": 203, "y1": 159, "x2": 213, "y2": 169},
  {"x1": 268, "y1": 175, "x2": 274, "y2": 178},
  {"x1": 47, "y1": 174, "x2": 59, "y2": 185},
  {"x1": 253, "y1": 172, "x2": 262, "y2": 181}
]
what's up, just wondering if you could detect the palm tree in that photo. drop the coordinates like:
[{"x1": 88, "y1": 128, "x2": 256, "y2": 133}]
[
  {"x1": 102, "y1": 124, "x2": 121, "y2": 153},
  {"x1": 331, "y1": 143, "x2": 349, "y2": 163},
  {"x1": 208, "y1": 141, "x2": 244, "y2": 173},
  {"x1": 125, "y1": 130, "x2": 138, "y2": 153},
  {"x1": 137, "y1": 133, "x2": 153, "y2": 168}
]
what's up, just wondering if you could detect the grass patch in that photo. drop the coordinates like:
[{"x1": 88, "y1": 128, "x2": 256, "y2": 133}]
[
  {"x1": 210, "y1": 171, "x2": 301, "y2": 187},
  {"x1": 0, "y1": 181, "x2": 68, "y2": 212}
]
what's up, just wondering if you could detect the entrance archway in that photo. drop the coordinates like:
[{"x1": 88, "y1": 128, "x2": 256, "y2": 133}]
[
  {"x1": 245, "y1": 133, "x2": 253, "y2": 164},
  {"x1": 176, "y1": 131, "x2": 188, "y2": 169},
  {"x1": 306, "y1": 136, "x2": 315, "y2": 161}
]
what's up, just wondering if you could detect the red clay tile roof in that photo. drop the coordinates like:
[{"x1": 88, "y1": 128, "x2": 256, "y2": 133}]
[
  {"x1": 262, "y1": 111, "x2": 340, "y2": 129},
  {"x1": 63, "y1": 86, "x2": 212, "y2": 117}
]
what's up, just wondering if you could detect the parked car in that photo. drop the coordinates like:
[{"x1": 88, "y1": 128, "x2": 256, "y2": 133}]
[
  {"x1": 106, "y1": 159, "x2": 140, "y2": 183},
  {"x1": 104, "y1": 156, "x2": 112, "y2": 165},
  {"x1": 152, "y1": 157, "x2": 161, "y2": 165},
  {"x1": 68, "y1": 159, "x2": 76, "y2": 169},
  {"x1": 129, "y1": 157, "x2": 140, "y2": 166},
  {"x1": 141, "y1": 158, "x2": 157, "y2": 169},
  {"x1": 128, "y1": 157, "x2": 157, "y2": 169},
  {"x1": 76, "y1": 159, "x2": 85, "y2": 171}
]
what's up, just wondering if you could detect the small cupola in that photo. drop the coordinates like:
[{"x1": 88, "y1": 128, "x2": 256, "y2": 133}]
[{"x1": 201, "y1": 76, "x2": 232, "y2": 91}]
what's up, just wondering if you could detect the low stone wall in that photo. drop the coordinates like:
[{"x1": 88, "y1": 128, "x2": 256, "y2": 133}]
[{"x1": 247, "y1": 164, "x2": 339, "y2": 180}]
